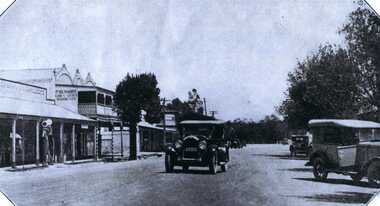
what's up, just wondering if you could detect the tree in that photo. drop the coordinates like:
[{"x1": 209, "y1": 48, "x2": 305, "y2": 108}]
[
  {"x1": 340, "y1": 7, "x2": 380, "y2": 116},
  {"x1": 278, "y1": 45, "x2": 360, "y2": 129},
  {"x1": 114, "y1": 73, "x2": 161, "y2": 160},
  {"x1": 165, "y1": 96, "x2": 213, "y2": 122}
]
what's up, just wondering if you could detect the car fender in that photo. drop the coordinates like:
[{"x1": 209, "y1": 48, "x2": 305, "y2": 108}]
[
  {"x1": 309, "y1": 151, "x2": 331, "y2": 166},
  {"x1": 165, "y1": 146, "x2": 176, "y2": 154}
]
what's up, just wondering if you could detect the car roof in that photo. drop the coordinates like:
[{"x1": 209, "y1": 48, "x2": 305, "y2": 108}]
[
  {"x1": 179, "y1": 120, "x2": 225, "y2": 125},
  {"x1": 309, "y1": 119, "x2": 380, "y2": 129}
]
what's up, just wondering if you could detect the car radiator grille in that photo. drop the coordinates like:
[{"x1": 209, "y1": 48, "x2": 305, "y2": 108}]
[{"x1": 183, "y1": 138, "x2": 199, "y2": 159}]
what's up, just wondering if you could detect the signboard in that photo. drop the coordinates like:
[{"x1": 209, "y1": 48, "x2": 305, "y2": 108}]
[
  {"x1": 56, "y1": 89, "x2": 77, "y2": 101},
  {"x1": 55, "y1": 87, "x2": 79, "y2": 112},
  {"x1": 0, "y1": 79, "x2": 47, "y2": 102},
  {"x1": 164, "y1": 114, "x2": 176, "y2": 127}
]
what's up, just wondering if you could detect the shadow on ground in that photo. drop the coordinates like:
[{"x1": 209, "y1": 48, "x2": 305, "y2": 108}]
[
  {"x1": 252, "y1": 153, "x2": 308, "y2": 160},
  {"x1": 294, "y1": 177, "x2": 376, "y2": 188},
  {"x1": 279, "y1": 168, "x2": 313, "y2": 173},
  {"x1": 286, "y1": 191, "x2": 373, "y2": 204},
  {"x1": 157, "y1": 168, "x2": 224, "y2": 175}
]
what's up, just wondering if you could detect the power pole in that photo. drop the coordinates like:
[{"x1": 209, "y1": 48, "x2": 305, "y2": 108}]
[
  {"x1": 162, "y1": 98, "x2": 167, "y2": 146},
  {"x1": 203, "y1": 98, "x2": 208, "y2": 116}
]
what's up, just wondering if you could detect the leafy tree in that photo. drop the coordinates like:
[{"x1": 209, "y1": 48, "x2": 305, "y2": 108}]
[
  {"x1": 340, "y1": 7, "x2": 380, "y2": 116},
  {"x1": 278, "y1": 45, "x2": 360, "y2": 129},
  {"x1": 165, "y1": 97, "x2": 213, "y2": 122},
  {"x1": 227, "y1": 115, "x2": 286, "y2": 144},
  {"x1": 114, "y1": 73, "x2": 161, "y2": 160}
]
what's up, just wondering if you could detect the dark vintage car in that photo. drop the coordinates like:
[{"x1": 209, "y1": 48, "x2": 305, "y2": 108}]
[
  {"x1": 289, "y1": 134, "x2": 312, "y2": 157},
  {"x1": 305, "y1": 119, "x2": 380, "y2": 187},
  {"x1": 164, "y1": 120, "x2": 229, "y2": 174}
]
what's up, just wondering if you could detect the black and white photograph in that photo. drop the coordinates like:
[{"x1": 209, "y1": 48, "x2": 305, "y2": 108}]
[{"x1": 0, "y1": 0, "x2": 380, "y2": 205}]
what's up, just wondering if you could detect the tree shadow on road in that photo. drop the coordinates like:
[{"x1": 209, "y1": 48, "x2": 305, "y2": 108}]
[
  {"x1": 252, "y1": 154, "x2": 308, "y2": 160},
  {"x1": 294, "y1": 177, "x2": 376, "y2": 188},
  {"x1": 286, "y1": 191, "x2": 373, "y2": 204},
  {"x1": 157, "y1": 169, "x2": 223, "y2": 175},
  {"x1": 279, "y1": 168, "x2": 313, "y2": 173}
]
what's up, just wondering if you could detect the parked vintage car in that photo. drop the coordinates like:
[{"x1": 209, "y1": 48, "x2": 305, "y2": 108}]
[
  {"x1": 305, "y1": 119, "x2": 380, "y2": 187},
  {"x1": 164, "y1": 120, "x2": 229, "y2": 174},
  {"x1": 289, "y1": 134, "x2": 312, "y2": 157}
]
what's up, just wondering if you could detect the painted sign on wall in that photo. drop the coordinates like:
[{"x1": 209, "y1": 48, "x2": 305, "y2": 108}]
[
  {"x1": 0, "y1": 79, "x2": 46, "y2": 102},
  {"x1": 56, "y1": 89, "x2": 77, "y2": 101}
]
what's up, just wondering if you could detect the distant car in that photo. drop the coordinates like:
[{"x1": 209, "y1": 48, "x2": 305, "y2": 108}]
[
  {"x1": 305, "y1": 119, "x2": 380, "y2": 187},
  {"x1": 289, "y1": 135, "x2": 312, "y2": 157},
  {"x1": 231, "y1": 139, "x2": 242, "y2": 149},
  {"x1": 164, "y1": 120, "x2": 230, "y2": 174}
]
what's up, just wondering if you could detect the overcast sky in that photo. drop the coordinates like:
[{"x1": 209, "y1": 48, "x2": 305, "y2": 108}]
[{"x1": 0, "y1": 0, "x2": 360, "y2": 121}]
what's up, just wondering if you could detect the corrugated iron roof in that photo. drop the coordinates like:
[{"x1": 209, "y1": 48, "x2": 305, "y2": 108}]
[{"x1": 0, "y1": 97, "x2": 94, "y2": 122}]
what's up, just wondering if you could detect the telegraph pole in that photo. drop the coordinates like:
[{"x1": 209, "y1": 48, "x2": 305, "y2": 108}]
[
  {"x1": 203, "y1": 98, "x2": 208, "y2": 116},
  {"x1": 162, "y1": 98, "x2": 167, "y2": 145}
]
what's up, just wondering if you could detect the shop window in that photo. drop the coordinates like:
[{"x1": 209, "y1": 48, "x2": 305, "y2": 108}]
[
  {"x1": 78, "y1": 91, "x2": 96, "y2": 104},
  {"x1": 97, "y1": 93, "x2": 105, "y2": 105},
  {"x1": 106, "y1": 95, "x2": 113, "y2": 106}
]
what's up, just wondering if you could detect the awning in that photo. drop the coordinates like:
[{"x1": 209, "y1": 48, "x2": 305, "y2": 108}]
[
  {"x1": 179, "y1": 120, "x2": 225, "y2": 125},
  {"x1": 309, "y1": 119, "x2": 380, "y2": 129},
  {"x1": 138, "y1": 121, "x2": 176, "y2": 132},
  {"x1": 0, "y1": 97, "x2": 94, "y2": 122}
]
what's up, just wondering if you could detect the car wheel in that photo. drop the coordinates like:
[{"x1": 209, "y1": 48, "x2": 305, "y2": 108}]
[
  {"x1": 350, "y1": 173, "x2": 362, "y2": 183},
  {"x1": 209, "y1": 154, "x2": 218, "y2": 174},
  {"x1": 221, "y1": 164, "x2": 227, "y2": 172},
  {"x1": 367, "y1": 161, "x2": 380, "y2": 188},
  {"x1": 313, "y1": 157, "x2": 328, "y2": 181},
  {"x1": 165, "y1": 153, "x2": 174, "y2": 173}
]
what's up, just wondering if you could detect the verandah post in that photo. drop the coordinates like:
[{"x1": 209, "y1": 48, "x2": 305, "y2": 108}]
[{"x1": 11, "y1": 119, "x2": 16, "y2": 168}]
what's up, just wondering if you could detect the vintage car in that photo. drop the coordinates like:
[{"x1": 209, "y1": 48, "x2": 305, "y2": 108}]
[
  {"x1": 289, "y1": 134, "x2": 312, "y2": 157},
  {"x1": 164, "y1": 120, "x2": 229, "y2": 174},
  {"x1": 305, "y1": 119, "x2": 380, "y2": 187}
]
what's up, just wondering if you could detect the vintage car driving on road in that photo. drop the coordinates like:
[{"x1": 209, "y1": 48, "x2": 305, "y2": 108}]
[
  {"x1": 165, "y1": 120, "x2": 229, "y2": 174},
  {"x1": 305, "y1": 119, "x2": 380, "y2": 187},
  {"x1": 289, "y1": 134, "x2": 312, "y2": 157}
]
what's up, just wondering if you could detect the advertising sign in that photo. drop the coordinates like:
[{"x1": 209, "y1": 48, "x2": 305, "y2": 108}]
[{"x1": 0, "y1": 79, "x2": 46, "y2": 101}]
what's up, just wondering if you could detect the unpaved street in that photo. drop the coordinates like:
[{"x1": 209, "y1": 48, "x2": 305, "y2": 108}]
[{"x1": 0, "y1": 144, "x2": 378, "y2": 206}]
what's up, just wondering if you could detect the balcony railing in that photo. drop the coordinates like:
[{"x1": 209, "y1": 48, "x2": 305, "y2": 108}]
[{"x1": 78, "y1": 103, "x2": 117, "y2": 117}]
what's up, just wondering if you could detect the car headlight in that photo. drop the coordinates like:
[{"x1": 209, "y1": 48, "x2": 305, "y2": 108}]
[
  {"x1": 199, "y1": 140, "x2": 207, "y2": 150},
  {"x1": 175, "y1": 140, "x2": 183, "y2": 149}
]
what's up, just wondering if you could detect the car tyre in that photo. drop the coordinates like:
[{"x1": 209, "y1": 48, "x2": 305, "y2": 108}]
[
  {"x1": 350, "y1": 173, "x2": 362, "y2": 183},
  {"x1": 367, "y1": 161, "x2": 380, "y2": 188},
  {"x1": 221, "y1": 164, "x2": 227, "y2": 172},
  {"x1": 165, "y1": 153, "x2": 174, "y2": 173},
  {"x1": 209, "y1": 153, "x2": 218, "y2": 174},
  {"x1": 313, "y1": 157, "x2": 328, "y2": 181}
]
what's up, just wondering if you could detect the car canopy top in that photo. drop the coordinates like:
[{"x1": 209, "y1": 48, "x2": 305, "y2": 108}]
[
  {"x1": 309, "y1": 119, "x2": 380, "y2": 129},
  {"x1": 179, "y1": 120, "x2": 225, "y2": 125}
]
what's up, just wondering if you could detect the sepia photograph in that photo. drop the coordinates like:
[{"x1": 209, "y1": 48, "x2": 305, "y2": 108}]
[{"x1": 0, "y1": 0, "x2": 380, "y2": 205}]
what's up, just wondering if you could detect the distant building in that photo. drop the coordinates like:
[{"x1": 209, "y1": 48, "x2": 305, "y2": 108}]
[{"x1": 0, "y1": 64, "x2": 140, "y2": 167}]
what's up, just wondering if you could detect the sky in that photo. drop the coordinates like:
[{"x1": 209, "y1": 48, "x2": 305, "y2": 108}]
[{"x1": 0, "y1": 0, "x2": 361, "y2": 121}]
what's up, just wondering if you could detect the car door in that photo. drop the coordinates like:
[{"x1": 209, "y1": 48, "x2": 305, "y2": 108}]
[{"x1": 337, "y1": 145, "x2": 357, "y2": 167}]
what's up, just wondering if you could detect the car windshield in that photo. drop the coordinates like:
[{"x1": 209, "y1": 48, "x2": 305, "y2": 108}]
[
  {"x1": 358, "y1": 128, "x2": 380, "y2": 142},
  {"x1": 181, "y1": 124, "x2": 213, "y2": 137}
]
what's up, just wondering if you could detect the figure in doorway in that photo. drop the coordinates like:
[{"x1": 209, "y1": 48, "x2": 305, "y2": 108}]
[{"x1": 42, "y1": 119, "x2": 53, "y2": 166}]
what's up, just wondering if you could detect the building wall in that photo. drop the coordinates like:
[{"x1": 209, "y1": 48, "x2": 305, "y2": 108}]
[{"x1": 55, "y1": 86, "x2": 79, "y2": 113}]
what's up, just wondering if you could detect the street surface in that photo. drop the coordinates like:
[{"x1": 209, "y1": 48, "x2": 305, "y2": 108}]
[{"x1": 0, "y1": 144, "x2": 378, "y2": 206}]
